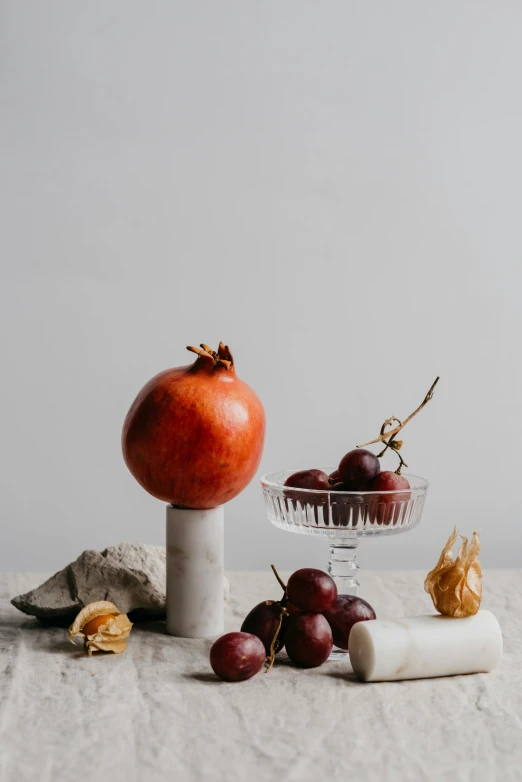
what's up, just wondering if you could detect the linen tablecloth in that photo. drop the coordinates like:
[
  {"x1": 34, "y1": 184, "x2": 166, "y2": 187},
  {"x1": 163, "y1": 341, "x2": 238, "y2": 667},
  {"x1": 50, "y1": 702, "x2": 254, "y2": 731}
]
[{"x1": 1, "y1": 570, "x2": 521, "y2": 782}]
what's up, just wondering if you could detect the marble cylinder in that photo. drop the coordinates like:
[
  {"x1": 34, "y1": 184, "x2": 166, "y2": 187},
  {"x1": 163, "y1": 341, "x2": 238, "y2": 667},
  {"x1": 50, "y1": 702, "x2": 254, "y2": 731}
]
[
  {"x1": 166, "y1": 505, "x2": 224, "y2": 638},
  {"x1": 349, "y1": 610, "x2": 503, "y2": 682}
]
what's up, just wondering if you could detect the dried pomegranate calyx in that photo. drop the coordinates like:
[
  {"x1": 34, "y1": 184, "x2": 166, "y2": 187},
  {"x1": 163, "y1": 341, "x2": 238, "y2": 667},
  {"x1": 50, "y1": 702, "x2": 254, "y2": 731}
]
[
  {"x1": 68, "y1": 601, "x2": 133, "y2": 656},
  {"x1": 186, "y1": 342, "x2": 234, "y2": 370},
  {"x1": 424, "y1": 527, "x2": 482, "y2": 617}
]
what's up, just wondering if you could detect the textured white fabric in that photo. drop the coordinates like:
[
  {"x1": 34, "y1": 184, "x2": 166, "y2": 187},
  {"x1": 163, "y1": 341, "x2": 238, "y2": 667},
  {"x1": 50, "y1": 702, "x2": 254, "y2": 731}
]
[{"x1": 1, "y1": 570, "x2": 521, "y2": 782}]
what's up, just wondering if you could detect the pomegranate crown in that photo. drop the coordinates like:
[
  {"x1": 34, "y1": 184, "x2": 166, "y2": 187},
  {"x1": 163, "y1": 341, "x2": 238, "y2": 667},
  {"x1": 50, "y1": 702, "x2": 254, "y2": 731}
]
[{"x1": 187, "y1": 342, "x2": 234, "y2": 370}]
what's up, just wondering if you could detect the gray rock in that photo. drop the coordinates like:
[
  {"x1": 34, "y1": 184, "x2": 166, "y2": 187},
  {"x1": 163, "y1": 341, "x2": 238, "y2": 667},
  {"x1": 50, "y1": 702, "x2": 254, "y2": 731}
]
[{"x1": 11, "y1": 542, "x2": 229, "y2": 623}]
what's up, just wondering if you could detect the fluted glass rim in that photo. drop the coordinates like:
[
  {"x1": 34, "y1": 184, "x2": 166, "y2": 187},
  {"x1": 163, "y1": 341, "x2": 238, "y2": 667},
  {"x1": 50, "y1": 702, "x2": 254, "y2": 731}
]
[{"x1": 260, "y1": 468, "x2": 429, "y2": 496}]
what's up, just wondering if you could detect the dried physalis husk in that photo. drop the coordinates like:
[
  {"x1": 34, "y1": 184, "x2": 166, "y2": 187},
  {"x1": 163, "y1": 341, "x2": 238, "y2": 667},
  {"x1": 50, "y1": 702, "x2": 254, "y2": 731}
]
[
  {"x1": 424, "y1": 527, "x2": 482, "y2": 617},
  {"x1": 68, "y1": 601, "x2": 133, "y2": 656}
]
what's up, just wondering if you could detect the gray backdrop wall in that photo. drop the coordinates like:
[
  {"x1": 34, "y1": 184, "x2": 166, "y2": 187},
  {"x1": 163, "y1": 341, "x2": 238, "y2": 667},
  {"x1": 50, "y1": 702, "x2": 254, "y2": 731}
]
[{"x1": 2, "y1": 1, "x2": 521, "y2": 574}]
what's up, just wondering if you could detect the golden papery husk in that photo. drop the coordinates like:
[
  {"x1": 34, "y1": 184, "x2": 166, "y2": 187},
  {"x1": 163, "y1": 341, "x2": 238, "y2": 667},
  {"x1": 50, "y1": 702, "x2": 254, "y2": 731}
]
[
  {"x1": 424, "y1": 527, "x2": 482, "y2": 617},
  {"x1": 68, "y1": 600, "x2": 133, "y2": 656}
]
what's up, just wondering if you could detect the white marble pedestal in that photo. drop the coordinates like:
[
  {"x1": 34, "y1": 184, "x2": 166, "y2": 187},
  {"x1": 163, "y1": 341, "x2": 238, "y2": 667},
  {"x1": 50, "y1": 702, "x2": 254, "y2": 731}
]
[{"x1": 166, "y1": 504, "x2": 224, "y2": 638}]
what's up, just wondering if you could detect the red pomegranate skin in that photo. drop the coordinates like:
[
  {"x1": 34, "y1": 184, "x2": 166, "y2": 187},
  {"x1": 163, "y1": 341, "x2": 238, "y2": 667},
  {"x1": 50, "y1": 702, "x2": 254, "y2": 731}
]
[{"x1": 122, "y1": 348, "x2": 265, "y2": 508}]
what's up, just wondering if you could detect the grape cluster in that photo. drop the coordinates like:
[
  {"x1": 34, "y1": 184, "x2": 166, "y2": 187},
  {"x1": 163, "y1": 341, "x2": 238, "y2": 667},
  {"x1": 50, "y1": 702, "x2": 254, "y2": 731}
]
[
  {"x1": 209, "y1": 566, "x2": 375, "y2": 682},
  {"x1": 284, "y1": 450, "x2": 411, "y2": 527},
  {"x1": 281, "y1": 378, "x2": 439, "y2": 523},
  {"x1": 285, "y1": 450, "x2": 410, "y2": 495}
]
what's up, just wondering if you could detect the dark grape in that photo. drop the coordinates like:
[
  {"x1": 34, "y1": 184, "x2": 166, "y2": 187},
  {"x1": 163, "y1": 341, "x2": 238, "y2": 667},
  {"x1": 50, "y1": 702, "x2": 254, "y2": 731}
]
[
  {"x1": 323, "y1": 595, "x2": 376, "y2": 650},
  {"x1": 287, "y1": 568, "x2": 337, "y2": 612},
  {"x1": 285, "y1": 613, "x2": 333, "y2": 668},
  {"x1": 329, "y1": 469, "x2": 340, "y2": 483},
  {"x1": 368, "y1": 471, "x2": 411, "y2": 525},
  {"x1": 368, "y1": 471, "x2": 410, "y2": 494},
  {"x1": 241, "y1": 601, "x2": 287, "y2": 655},
  {"x1": 331, "y1": 494, "x2": 364, "y2": 527},
  {"x1": 210, "y1": 632, "x2": 266, "y2": 682},
  {"x1": 285, "y1": 600, "x2": 302, "y2": 616},
  {"x1": 284, "y1": 469, "x2": 330, "y2": 490},
  {"x1": 329, "y1": 481, "x2": 349, "y2": 491},
  {"x1": 284, "y1": 470, "x2": 330, "y2": 518},
  {"x1": 338, "y1": 449, "x2": 380, "y2": 490}
]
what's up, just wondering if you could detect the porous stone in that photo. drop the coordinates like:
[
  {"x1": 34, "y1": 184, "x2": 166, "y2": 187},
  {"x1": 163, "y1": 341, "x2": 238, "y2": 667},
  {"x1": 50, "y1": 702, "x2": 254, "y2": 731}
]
[{"x1": 11, "y1": 542, "x2": 229, "y2": 623}]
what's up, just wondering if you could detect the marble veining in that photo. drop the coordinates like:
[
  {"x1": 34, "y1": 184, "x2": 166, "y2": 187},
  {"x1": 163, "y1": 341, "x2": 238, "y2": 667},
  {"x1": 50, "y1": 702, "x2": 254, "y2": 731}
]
[
  {"x1": 166, "y1": 505, "x2": 224, "y2": 638},
  {"x1": 349, "y1": 611, "x2": 503, "y2": 682}
]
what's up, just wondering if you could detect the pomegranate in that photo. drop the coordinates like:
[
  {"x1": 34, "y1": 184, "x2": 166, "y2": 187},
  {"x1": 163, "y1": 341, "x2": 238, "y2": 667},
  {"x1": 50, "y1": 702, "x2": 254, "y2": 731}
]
[{"x1": 122, "y1": 342, "x2": 265, "y2": 508}]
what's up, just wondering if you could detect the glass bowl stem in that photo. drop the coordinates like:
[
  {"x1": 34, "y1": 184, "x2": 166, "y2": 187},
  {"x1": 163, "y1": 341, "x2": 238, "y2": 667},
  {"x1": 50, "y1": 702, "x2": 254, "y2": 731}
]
[{"x1": 328, "y1": 537, "x2": 360, "y2": 596}]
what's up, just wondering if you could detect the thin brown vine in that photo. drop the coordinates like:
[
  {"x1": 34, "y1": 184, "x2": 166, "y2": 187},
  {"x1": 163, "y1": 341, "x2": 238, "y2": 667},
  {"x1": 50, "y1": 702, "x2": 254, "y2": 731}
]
[
  {"x1": 264, "y1": 604, "x2": 289, "y2": 673},
  {"x1": 357, "y1": 377, "x2": 440, "y2": 474}
]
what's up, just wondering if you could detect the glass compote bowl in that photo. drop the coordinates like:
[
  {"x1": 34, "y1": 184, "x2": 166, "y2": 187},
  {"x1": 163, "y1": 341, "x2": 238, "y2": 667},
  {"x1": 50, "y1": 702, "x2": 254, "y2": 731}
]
[{"x1": 261, "y1": 468, "x2": 429, "y2": 658}]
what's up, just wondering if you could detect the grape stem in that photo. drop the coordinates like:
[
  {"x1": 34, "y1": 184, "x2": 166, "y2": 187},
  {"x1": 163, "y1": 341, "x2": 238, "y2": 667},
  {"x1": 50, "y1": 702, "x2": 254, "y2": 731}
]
[
  {"x1": 264, "y1": 604, "x2": 289, "y2": 673},
  {"x1": 270, "y1": 564, "x2": 287, "y2": 594},
  {"x1": 264, "y1": 564, "x2": 289, "y2": 673},
  {"x1": 377, "y1": 425, "x2": 409, "y2": 474},
  {"x1": 356, "y1": 377, "x2": 439, "y2": 474}
]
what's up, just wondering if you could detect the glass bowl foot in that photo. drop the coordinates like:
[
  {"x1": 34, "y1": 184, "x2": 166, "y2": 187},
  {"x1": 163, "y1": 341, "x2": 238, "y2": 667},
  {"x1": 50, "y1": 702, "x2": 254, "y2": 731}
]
[{"x1": 328, "y1": 648, "x2": 350, "y2": 662}]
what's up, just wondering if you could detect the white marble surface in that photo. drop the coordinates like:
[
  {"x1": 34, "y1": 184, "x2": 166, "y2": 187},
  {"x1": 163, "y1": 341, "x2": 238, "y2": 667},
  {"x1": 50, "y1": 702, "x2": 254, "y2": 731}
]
[
  {"x1": 1, "y1": 570, "x2": 521, "y2": 782},
  {"x1": 166, "y1": 505, "x2": 224, "y2": 637},
  {"x1": 349, "y1": 610, "x2": 503, "y2": 682}
]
